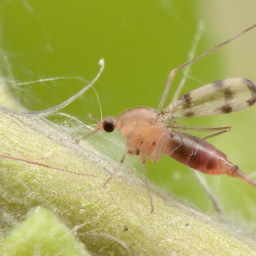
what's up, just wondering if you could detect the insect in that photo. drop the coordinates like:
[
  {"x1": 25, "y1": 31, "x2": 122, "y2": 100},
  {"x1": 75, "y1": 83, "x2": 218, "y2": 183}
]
[
  {"x1": 5, "y1": 23, "x2": 256, "y2": 213},
  {"x1": 77, "y1": 23, "x2": 256, "y2": 212}
]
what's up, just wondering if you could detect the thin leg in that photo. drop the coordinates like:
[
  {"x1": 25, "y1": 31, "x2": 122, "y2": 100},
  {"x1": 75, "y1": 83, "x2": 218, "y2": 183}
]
[
  {"x1": 143, "y1": 163, "x2": 154, "y2": 213},
  {"x1": 76, "y1": 127, "x2": 99, "y2": 142},
  {"x1": 167, "y1": 125, "x2": 231, "y2": 140},
  {"x1": 157, "y1": 23, "x2": 256, "y2": 112},
  {"x1": 0, "y1": 154, "x2": 98, "y2": 178},
  {"x1": 201, "y1": 129, "x2": 230, "y2": 140},
  {"x1": 157, "y1": 69, "x2": 177, "y2": 112},
  {"x1": 76, "y1": 114, "x2": 101, "y2": 142},
  {"x1": 102, "y1": 143, "x2": 128, "y2": 187},
  {"x1": 191, "y1": 170, "x2": 222, "y2": 215},
  {"x1": 172, "y1": 21, "x2": 205, "y2": 103},
  {"x1": 167, "y1": 124, "x2": 231, "y2": 132}
]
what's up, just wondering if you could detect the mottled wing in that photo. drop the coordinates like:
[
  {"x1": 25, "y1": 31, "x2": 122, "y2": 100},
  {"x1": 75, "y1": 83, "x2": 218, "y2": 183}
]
[{"x1": 163, "y1": 78, "x2": 256, "y2": 119}]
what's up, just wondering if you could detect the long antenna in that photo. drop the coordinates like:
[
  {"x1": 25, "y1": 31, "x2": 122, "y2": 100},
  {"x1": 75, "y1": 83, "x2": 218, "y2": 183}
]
[
  {"x1": 157, "y1": 23, "x2": 256, "y2": 111},
  {"x1": 0, "y1": 59, "x2": 105, "y2": 117}
]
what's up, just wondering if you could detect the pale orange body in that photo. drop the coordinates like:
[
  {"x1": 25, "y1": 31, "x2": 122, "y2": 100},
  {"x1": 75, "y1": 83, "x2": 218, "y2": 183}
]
[
  {"x1": 103, "y1": 107, "x2": 236, "y2": 176},
  {"x1": 100, "y1": 107, "x2": 256, "y2": 187},
  {"x1": 115, "y1": 107, "x2": 168, "y2": 163}
]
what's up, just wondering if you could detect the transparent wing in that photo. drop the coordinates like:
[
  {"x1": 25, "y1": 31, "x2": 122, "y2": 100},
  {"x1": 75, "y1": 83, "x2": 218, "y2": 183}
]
[{"x1": 163, "y1": 78, "x2": 256, "y2": 120}]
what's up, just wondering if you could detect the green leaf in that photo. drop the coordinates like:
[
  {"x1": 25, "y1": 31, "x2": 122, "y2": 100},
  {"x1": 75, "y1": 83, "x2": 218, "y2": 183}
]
[{"x1": 0, "y1": 207, "x2": 90, "y2": 256}]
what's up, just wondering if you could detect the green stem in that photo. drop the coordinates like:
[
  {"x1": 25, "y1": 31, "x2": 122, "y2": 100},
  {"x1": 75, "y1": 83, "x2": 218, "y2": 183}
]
[{"x1": 0, "y1": 80, "x2": 256, "y2": 255}]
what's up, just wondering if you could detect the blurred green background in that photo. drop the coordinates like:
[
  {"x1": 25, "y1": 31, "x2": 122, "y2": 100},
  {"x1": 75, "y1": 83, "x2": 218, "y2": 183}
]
[{"x1": 1, "y1": 0, "x2": 256, "y2": 234}]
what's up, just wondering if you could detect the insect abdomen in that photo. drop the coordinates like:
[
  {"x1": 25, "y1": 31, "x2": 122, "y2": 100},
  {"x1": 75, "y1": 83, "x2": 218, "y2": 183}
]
[{"x1": 165, "y1": 131, "x2": 238, "y2": 176}]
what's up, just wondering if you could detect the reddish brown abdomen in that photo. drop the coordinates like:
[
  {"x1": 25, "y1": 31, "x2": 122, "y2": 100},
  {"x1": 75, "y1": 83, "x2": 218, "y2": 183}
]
[{"x1": 165, "y1": 131, "x2": 238, "y2": 176}]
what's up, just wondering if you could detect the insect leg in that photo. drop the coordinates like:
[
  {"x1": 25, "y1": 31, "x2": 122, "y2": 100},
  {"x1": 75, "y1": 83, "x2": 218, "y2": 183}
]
[
  {"x1": 192, "y1": 171, "x2": 222, "y2": 215},
  {"x1": 201, "y1": 128, "x2": 230, "y2": 140},
  {"x1": 0, "y1": 154, "x2": 98, "y2": 177},
  {"x1": 102, "y1": 143, "x2": 128, "y2": 187},
  {"x1": 142, "y1": 162, "x2": 154, "y2": 213},
  {"x1": 76, "y1": 114, "x2": 102, "y2": 142},
  {"x1": 167, "y1": 125, "x2": 231, "y2": 140},
  {"x1": 157, "y1": 23, "x2": 256, "y2": 112},
  {"x1": 157, "y1": 69, "x2": 177, "y2": 112},
  {"x1": 76, "y1": 127, "x2": 99, "y2": 142}
]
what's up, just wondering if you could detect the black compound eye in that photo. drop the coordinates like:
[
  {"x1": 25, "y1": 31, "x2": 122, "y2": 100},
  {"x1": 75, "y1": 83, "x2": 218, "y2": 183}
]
[{"x1": 103, "y1": 119, "x2": 115, "y2": 132}]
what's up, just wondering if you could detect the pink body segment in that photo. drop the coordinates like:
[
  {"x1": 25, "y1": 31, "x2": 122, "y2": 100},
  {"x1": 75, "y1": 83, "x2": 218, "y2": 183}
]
[
  {"x1": 165, "y1": 131, "x2": 236, "y2": 176},
  {"x1": 101, "y1": 106, "x2": 256, "y2": 189},
  {"x1": 114, "y1": 107, "x2": 236, "y2": 176}
]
